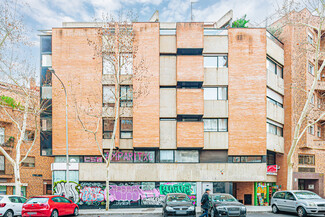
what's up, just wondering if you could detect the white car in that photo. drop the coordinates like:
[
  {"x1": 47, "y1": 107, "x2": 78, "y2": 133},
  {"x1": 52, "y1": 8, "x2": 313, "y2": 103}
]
[{"x1": 0, "y1": 195, "x2": 27, "y2": 217}]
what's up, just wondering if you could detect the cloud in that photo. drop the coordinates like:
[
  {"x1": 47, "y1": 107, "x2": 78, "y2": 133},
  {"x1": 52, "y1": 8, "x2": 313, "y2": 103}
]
[{"x1": 160, "y1": 0, "x2": 191, "y2": 22}]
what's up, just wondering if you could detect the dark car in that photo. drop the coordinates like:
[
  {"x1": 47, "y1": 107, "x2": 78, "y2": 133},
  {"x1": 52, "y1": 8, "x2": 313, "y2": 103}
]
[
  {"x1": 209, "y1": 193, "x2": 246, "y2": 217},
  {"x1": 22, "y1": 195, "x2": 79, "y2": 217},
  {"x1": 162, "y1": 193, "x2": 195, "y2": 217}
]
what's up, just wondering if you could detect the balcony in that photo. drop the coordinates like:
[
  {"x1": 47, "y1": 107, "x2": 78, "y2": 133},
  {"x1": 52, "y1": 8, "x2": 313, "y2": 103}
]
[
  {"x1": 315, "y1": 80, "x2": 325, "y2": 91},
  {"x1": 267, "y1": 70, "x2": 284, "y2": 95},
  {"x1": 301, "y1": 140, "x2": 325, "y2": 150},
  {"x1": 0, "y1": 135, "x2": 15, "y2": 150},
  {"x1": 267, "y1": 101, "x2": 284, "y2": 124},
  {"x1": 267, "y1": 133, "x2": 284, "y2": 153}
]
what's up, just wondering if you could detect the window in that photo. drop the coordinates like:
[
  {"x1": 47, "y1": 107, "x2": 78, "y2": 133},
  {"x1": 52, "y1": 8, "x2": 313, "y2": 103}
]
[
  {"x1": 160, "y1": 29, "x2": 176, "y2": 35},
  {"x1": 307, "y1": 31, "x2": 314, "y2": 44},
  {"x1": 41, "y1": 36, "x2": 52, "y2": 53},
  {"x1": 204, "y1": 29, "x2": 228, "y2": 36},
  {"x1": 267, "y1": 122, "x2": 283, "y2": 137},
  {"x1": 267, "y1": 88, "x2": 283, "y2": 107},
  {"x1": 0, "y1": 156, "x2": 4, "y2": 173},
  {"x1": 103, "y1": 58, "x2": 114, "y2": 75},
  {"x1": 24, "y1": 131, "x2": 35, "y2": 141},
  {"x1": 177, "y1": 48, "x2": 203, "y2": 55},
  {"x1": 134, "y1": 150, "x2": 155, "y2": 163},
  {"x1": 103, "y1": 118, "x2": 114, "y2": 139},
  {"x1": 177, "y1": 115, "x2": 202, "y2": 122},
  {"x1": 285, "y1": 193, "x2": 295, "y2": 200},
  {"x1": 267, "y1": 151, "x2": 276, "y2": 165},
  {"x1": 204, "y1": 87, "x2": 228, "y2": 100},
  {"x1": 103, "y1": 86, "x2": 115, "y2": 106},
  {"x1": 308, "y1": 62, "x2": 315, "y2": 75},
  {"x1": 298, "y1": 167, "x2": 315, "y2": 172},
  {"x1": 0, "y1": 128, "x2": 4, "y2": 144},
  {"x1": 267, "y1": 97, "x2": 283, "y2": 108},
  {"x1": 204, "y1": 56, "x2": 228, "y2": 68},
  {"x1": 177, "y1": 82, "x2": 203, "y2": 89},
  {"x1": 267, "y1": 58, "x2": 283, "y2": 78},
  {"x1": 41, "y1": 117, "x2": 52, "y2": 131},
  {"x1": 318, "y1": 98, "x2": 322, "y2": 109},
  {"x1": 175, "y1": 150, "x2": 199, "y2": 163},
  {"x1": 200, "y1": 151, "x2": 228, "y2": 163},
  {"x1": 160, "y1": 150, "x2": 174, "y2": 163},
  {"x1": 21, "y1": 157, "x2": 35, "y2": 167},
  {"x1": 204, "y1": 119, "x2": 228, "y2": 132},
  {"x1": 310, "y1": 94, "x2": 315, "y2": 104},
  {"x1": 42, "y1": 55, "x2": 52, "y2": 67},
  {"x1": 120, "y1": 86, "x2": 133, "y2": 107},
  {"x1": 230, "y1": 156, "x2": 263, "y2": 163},
  {"x1": 317, "y1": 126, "x2": 322, "y2": 138},
  {"x1": 309, "y1": 124, "x2": 315, "y2": 135},
  {"x1": 273, "y1": 192, "x2": 285, "y2": 199},
  {"x1": 120, "y1": 54, "x2": 133, "y2": 75},
  {"x1": 298, "y1": 154, "x2": 315, "y2": 165},
  {"x1": 120, "y1": 118, "x2": 133, "y2": 139}
]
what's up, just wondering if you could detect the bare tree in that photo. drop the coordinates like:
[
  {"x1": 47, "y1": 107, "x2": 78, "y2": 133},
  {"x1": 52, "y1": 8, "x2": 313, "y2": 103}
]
[
  {"x1": 75, "y1": 13, "x2": 149, "y2": 210},
  {"x1": 273, "y1": 0, "x2": 325, "y2": 190}
]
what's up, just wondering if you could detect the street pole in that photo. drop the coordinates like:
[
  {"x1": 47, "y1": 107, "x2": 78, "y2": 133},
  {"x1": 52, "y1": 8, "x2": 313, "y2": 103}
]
[{"x1": 48, "y1": 68, "x2": 70, "y2": 199}]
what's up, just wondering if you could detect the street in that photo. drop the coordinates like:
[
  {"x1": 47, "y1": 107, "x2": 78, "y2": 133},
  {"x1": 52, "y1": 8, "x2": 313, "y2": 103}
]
[{"x1": 77, "y1": 213, "x2": 325, "y2": 217}]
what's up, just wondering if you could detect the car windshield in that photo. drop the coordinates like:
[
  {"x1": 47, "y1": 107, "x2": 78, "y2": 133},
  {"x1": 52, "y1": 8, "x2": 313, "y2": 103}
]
[
  {"x1": 294, "y1": 192, "x2": 321, "y2": 200},
  {"x1": 167, "y1": 195, "x2": 190, "y2": 202},
  {"x1": 213, "y1": 194, "x2": 237, "y2": 202},
  {"x1": 26, "y1": 198, "x2": 49, "y2": 204}
]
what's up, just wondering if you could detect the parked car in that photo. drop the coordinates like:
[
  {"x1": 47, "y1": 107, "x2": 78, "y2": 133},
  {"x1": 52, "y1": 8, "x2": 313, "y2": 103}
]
[
  {"x1": 0, "y1": 195, "x2": 27, "y2": 217},
  {"x1": 22, "y1": 195, "x2": 79, "y2": 217},
  {"x1": 271, "y1": 190, "x2": 325, "y2": 217},
  {"x1": 162, "y1": 193, "x2": 195, "y2": 217},
  {"x1": 209, "y1": 193, "x2": 246, "y2": 217}
]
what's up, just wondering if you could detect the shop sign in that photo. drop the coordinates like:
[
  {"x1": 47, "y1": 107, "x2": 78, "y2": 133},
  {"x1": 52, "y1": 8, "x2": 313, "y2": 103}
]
[{"x1": 267, "y1": 165, "x2": 278, "y2": 175}]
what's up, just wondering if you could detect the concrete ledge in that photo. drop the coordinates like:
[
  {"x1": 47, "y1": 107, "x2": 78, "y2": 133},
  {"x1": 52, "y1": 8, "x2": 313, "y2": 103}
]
[{"x1": 79, "y1": 206, "x2": 272, "y2": 216}]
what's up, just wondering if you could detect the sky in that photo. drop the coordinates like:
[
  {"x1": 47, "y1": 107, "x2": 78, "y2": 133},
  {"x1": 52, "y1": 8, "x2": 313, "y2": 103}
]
[{"x1": 17, "y1": 0, "x2": 285, "y2": 76}]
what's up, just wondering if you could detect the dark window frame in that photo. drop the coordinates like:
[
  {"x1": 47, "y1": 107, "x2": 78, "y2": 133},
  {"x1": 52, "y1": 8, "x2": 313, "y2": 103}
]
[
  {"x1": 267, "y1": 57, "x2": 283, "y2": 79},
  {"x1": 120, "y1": 118, "x2": 133, "y2": 139},
  {"x1": 203, "y1": 118, "x2": 228, "y2": 132},
  {"x1": 298, "y1": 154, "x2": 315, "y2": 165},
  {"x1": 120, "y1": 85, "x2": 133, "y2": 107}
]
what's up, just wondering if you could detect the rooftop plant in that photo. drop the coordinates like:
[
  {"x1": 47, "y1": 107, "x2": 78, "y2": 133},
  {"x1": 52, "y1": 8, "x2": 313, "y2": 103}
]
[{"x1": 232, "y1": 15, "x2": 249, "y2": 28}]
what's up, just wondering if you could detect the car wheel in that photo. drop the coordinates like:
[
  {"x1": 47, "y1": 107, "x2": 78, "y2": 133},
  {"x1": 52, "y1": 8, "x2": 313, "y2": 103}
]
[
  {"x1": 73, "y1": 207, "x2": 79, "y2": 216},
  {"x1": 272, "y1": 205, "x2": 279, "y2": 214},
  {"x1": 3, "y1": 210, "x2": 13, "y2": 217},
  {"x1": 51, "y1": 209, "x2": 59, "y2": 217},
  {"x1": 297, "y1": 207, "x2": 307, "y2": 217}
]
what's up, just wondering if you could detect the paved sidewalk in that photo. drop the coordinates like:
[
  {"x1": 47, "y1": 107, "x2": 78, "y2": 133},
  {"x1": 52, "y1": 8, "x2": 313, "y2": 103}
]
[{"x1": 79, "y1": 206, "x2": 272, "y2": 215}]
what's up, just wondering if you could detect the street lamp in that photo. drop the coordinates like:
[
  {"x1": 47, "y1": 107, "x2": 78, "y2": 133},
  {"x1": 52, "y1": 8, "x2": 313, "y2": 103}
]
[{"x1": 48, "y1": 68, "x2": 70, "y2": 199}]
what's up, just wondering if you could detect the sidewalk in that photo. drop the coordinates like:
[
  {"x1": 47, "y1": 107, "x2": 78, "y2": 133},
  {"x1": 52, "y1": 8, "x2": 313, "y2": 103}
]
[{"x1": 79, "y1": 206, "x2": 272, "y2": 215}]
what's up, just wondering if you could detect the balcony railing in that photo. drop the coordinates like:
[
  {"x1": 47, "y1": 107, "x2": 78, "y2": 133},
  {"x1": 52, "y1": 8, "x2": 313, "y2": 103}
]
[{"x1": 0, "y1": 136, "x2": 15, "y2": 148}]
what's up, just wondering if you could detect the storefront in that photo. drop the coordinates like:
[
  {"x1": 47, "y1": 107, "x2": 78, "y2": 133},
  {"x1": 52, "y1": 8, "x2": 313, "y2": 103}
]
[{"x1": 254, "y1": 182, "x2": 278, "y2": 206}]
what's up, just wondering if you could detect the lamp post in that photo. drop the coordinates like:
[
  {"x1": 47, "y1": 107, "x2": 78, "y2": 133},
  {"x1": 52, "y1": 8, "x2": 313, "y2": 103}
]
[{"x1": 48, "y1": 68, "x2": 70, "y2": 199}]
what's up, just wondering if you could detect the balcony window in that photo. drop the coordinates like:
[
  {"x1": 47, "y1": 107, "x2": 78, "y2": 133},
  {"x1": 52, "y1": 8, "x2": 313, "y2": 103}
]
[
  {"x1": 267, "y1": 121, "x2": 283, "y2": 137},
  {"x1": 103, "y1": 58, "x2": 114, "y2": 75},
  {"x1": 120, "y1": 118, "x2": 133, "y2": 139},
  {"x1": 298, "y1": 154, "x2": 315, "y2": 165},
  {"x1": 267, "y1": 58, "x2": 283, "y2": 78},
  {"x1": 309, "y1": 124, "x2": 315, "y2": 135},
  {"x1": 175, "y1": 150, "x2": 199, "y2": 163},
  {"x1": 317, "y1": 126, "x2": 322, "y2": 138},
  {"x1": 41, "y1": 36, "x2": 52, "y2": 53},
  {"x1": 159, "y1": 150, "x2": 174, "y2": 163},
  {"x1": 0, "y1": 128, "x2": 4, "y2": 144},
  {"x1": 204, "y1": 87, "x2": 228, "y2": 100},
  {"x1": 177, "y1": 115, "x2": 202, "y2": 122},
  {"x1": 177, "y1": 81, "x2": 203, "y2": 89},
  {"x1": 204, "y1": 119, "x2": 228, "y2": 132},
  {"x1": 103, "y1": 85, "x2": 115, "y2": 107},
  {"x1": 21, "y1": 156, "x2": 35, "y2": 167},
  {"x1": 103, "y1": 118, "x2": 114, "y2": 139},
  {"x1": 200, "y1": 150, "x2": 228, "y2": 163},
  {"x1": 120, "y1": 54, "x2": 133, "y2": 75},
  {"x1": 0, "y1": 156, "x2": 4, "y2": 174},
  {"x1": 204, "y1": 56, "x2": 228, "y2": 68},
  {"x1": 120, "y1": 86, "x2": 133, "y2": 107},
  {"x1": 308, "y1": 62, "x2": 315, "y2": 75},
  {"x1": 160, "y1": 29, "x2": 176, "y2": 35},
  {"x1": 24, "y1": 130, "x2": 35, "y2": 141}
]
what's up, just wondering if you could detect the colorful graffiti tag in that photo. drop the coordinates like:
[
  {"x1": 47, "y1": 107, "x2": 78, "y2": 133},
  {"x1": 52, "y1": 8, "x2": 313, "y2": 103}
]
[
  {"x1": 76, "y1": 182, "x2": 197, "y2": 209},
  {"x1": 53, "y1": 181, "x2": 80, "y2": 204}
]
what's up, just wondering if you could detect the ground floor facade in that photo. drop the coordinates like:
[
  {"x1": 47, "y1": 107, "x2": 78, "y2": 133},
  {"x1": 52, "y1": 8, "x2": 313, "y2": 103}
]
[{"x1": 51, "y1": 160, "x2": 280, "y2": 209}]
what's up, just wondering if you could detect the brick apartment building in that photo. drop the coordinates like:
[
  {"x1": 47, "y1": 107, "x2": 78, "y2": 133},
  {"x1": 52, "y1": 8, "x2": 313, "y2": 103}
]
[
  {"x1": 0, "y1": 81, "x2": 53, "y2": 197},
  {"x1": 271, "y1": 9, "x2": 325, "y2": 198},
  {"x1": 40, "y1": 14, "x2": 286, "y2": 208}
]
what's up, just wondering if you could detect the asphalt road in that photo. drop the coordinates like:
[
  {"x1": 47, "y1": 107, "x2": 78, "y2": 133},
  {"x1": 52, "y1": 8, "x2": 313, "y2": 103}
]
[{"x1": 77, "y1": 213, "x2": 325, "y2": 217}]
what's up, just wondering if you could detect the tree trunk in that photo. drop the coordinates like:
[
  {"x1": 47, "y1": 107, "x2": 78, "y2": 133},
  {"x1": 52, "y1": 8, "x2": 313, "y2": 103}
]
[
  {"x1": 287, "y1": 162, "x2": 294, "y2": 190},
  {"x1": 106, "y1": 163, "x2": 110, "y2": 211},
  {"x1": 13, "y1": 163, "x2": 21, "y2": 196}
]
